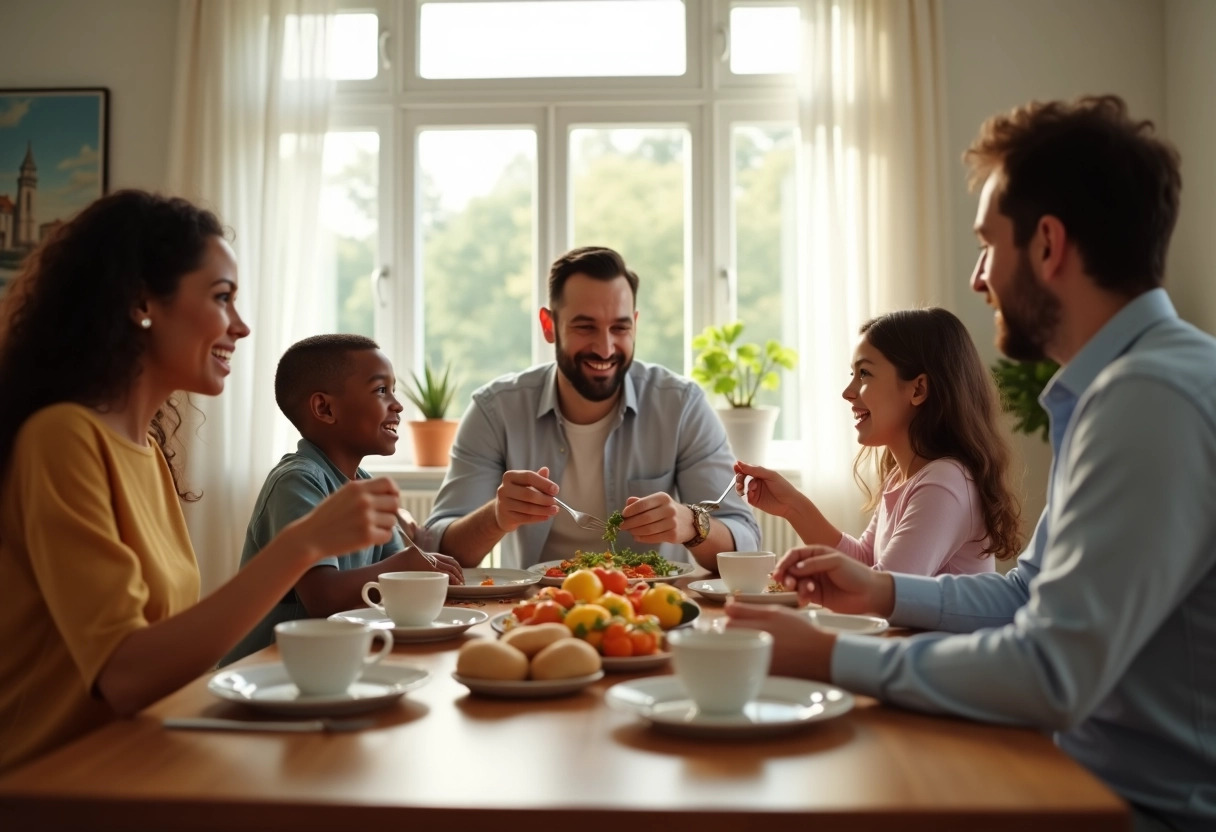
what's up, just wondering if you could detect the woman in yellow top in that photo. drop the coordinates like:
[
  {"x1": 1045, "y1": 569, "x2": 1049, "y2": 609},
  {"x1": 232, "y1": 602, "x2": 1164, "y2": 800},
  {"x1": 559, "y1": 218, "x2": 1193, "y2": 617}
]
[{"x1": 0, "y1": 190, "x2": 401, "y2": 772}]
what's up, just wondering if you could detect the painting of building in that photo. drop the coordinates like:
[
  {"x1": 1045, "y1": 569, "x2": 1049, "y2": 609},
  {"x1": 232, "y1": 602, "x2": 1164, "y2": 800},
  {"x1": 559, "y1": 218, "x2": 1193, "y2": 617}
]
[{"x1": 0, "y1": 89, "x2": 108, "y2": 291}]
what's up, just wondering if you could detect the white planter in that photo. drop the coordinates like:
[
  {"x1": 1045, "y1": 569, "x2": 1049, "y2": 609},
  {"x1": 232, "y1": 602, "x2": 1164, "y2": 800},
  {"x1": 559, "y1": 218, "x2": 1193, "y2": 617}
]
[{"x1": 716, "y1": 406, "x2": 779, "y2": 466}]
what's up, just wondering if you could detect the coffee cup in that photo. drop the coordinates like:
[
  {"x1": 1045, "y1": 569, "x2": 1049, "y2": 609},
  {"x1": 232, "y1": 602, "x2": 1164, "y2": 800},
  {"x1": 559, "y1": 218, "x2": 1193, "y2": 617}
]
[
  {"x1": 274, "y1": 618, "x2": 393, "y2": 697},
  {"x1": 667, "y1": 627, "x2": 773, "y2": 714},
  {"x1": 717, "y1": 551, "x2": 777, "y2": 593},
  {"x1": 361, "y1": 570, "x2": 448, "y2": 627}
]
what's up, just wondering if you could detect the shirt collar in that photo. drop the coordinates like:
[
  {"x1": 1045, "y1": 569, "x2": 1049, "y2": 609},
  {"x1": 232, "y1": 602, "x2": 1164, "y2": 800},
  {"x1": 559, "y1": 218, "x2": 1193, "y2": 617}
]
[
  {"x1": 295, "y1": 437, "x2": 351, "y2": 482},
  {"x1": 1043, "y1": 288, "x2": 1177, "y2": 406}
]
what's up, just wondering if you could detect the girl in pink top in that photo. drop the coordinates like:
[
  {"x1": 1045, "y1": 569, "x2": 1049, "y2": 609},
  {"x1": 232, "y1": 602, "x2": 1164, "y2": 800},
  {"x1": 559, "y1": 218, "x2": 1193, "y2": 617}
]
[{"x1": 737, "y1": 308, "x2": 1021, "y2": 575}]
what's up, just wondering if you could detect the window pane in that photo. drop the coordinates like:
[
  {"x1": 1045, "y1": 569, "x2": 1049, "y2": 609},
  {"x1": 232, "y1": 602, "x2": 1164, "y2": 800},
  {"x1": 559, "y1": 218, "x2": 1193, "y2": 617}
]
[
  {"x1": 319, "y1": 131, "x2": 379, "y2": 336},
  {"x1": 730, "y1": 6, "x2": 800, "y2": 75},
  {"x1": 732, "y1": 124, "x2": 799, "y2": 439},
  {"x1": 419, "y1": 1, "x2": 685, "y2": 79},
  {"x1": 570, "y1": 127, "x2": 688, "y2": 373},
  {"x1": 331, "y1": 13, "x2": 379, "y2": 80},
  {"x1": 418, "y1": 129, "x2": 536, "y2": 411}
]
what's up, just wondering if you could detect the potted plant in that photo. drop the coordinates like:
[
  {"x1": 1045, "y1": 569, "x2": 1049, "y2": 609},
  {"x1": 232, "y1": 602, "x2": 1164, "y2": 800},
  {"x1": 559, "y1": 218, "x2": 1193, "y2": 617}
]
[
  {"x1": 690, "y1": 322, "x2": 798, "y2": 465},
  {"x1": 991, "y1": 358, "x2": 1058, "y2": 442},
  {"x1": 403, "y1": 360, "x2": 460, "y2": 467}
]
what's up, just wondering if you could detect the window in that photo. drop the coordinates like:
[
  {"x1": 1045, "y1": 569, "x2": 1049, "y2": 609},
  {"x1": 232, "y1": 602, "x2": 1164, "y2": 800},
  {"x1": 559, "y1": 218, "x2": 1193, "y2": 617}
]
[{"x1": 327, "y1": 0, "x2": 802, "y2": 463}]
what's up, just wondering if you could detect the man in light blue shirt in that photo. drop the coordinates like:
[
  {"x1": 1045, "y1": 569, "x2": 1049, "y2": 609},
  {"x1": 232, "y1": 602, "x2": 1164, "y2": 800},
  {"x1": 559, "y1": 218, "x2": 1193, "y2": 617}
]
[
  {"x1": 727, "y1": 96, "x2": 1215, "y2": 832},
  {"x1": 426, "y1": 246, "x2": 759, "y2": 570}
]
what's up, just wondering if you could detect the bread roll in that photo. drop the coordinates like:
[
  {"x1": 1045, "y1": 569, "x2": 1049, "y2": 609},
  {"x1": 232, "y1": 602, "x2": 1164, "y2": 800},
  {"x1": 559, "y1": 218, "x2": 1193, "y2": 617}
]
[
  {"x1": 530, "y1": 638, "x2": 602, "y2": 680},
  {"x1": 501, "y1": 623, "x2": 571, "y2": 658},
  {"x1": 456, "y1": 640, "x2": 529, "y2": 681}
]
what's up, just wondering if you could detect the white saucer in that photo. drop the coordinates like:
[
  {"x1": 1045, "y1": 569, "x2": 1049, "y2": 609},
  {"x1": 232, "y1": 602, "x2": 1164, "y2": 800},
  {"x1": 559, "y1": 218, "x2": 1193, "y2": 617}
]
[
  {"x1": 208, "y1": 662, "x2": 430, "y2": 716},
  {"x1": 447, "y1": 568, "x2": 541, "y2": 600},
  {"x1": 605, "y1": 676, "x2": 854, "y2": 738},
  {"x1": 329, "y1": 606, "x2": 489, "y2": 642},
  {"x1": 452, "y1": 670, "x2": 604, "y2": 698},
  {"x1": 528, "y1": 559, "x2": 697, "y2": 587},
  {"x1": 805, "y1": 610, "x2": 890, "y2": 636},
  {"x1": 488, "y1": 601, "x2": 701, "y2": 635},
  {"x1": 687, "y1": 578, "x2": 802, "y2": 607}
]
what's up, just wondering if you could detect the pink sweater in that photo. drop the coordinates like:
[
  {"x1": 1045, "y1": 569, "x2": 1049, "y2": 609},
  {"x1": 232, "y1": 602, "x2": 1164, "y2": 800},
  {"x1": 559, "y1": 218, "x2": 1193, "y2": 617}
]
[{"x1": 834, "y1": 458, "x2": 994, "y2": 576}]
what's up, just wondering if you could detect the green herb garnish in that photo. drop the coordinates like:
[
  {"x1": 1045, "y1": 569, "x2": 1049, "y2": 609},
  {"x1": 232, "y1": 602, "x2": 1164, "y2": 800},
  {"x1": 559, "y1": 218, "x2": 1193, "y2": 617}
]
[{"x1": 603, "y1": 510, "x2": 624, "y2": 553}]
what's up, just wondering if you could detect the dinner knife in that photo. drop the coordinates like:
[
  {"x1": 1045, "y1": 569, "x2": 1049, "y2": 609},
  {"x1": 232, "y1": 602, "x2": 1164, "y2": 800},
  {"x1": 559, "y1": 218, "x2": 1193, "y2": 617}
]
[{"x1": 163, "y1": 716, "x2": 373, "y2": 733}]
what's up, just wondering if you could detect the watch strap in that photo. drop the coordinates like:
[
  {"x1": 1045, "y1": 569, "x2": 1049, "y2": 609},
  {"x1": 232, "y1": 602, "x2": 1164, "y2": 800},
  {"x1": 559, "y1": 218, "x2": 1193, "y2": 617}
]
[{"x1": 682, "y1": 503, "x2": 710, "y2": 548}]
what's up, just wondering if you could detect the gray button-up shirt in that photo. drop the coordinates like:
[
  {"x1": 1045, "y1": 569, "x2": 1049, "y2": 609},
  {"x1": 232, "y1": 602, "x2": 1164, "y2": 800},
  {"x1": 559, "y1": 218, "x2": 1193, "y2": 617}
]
[{"x1": 425, "y1": 360, "x2": 760, "y2": 568}]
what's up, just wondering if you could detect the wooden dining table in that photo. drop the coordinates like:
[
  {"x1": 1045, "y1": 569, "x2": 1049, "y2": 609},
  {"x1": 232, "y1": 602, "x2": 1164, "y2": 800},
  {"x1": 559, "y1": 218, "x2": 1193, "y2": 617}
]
[{"x1": 0, "y1": 586, "x2": 1130, "y2": 832}]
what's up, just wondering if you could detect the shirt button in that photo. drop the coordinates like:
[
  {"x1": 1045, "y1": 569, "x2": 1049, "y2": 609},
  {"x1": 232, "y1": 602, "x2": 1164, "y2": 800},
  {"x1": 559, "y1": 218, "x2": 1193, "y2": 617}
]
[{"x1": 559, "y1": 448, "x2": 566, "y2": 453}]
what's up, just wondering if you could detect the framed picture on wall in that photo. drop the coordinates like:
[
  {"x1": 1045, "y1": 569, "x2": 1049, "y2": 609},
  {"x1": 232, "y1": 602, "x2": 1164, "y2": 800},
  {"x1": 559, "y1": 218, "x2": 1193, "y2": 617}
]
[{"x1": 0, "y1": 87, "x2": 109, "y2": 291}]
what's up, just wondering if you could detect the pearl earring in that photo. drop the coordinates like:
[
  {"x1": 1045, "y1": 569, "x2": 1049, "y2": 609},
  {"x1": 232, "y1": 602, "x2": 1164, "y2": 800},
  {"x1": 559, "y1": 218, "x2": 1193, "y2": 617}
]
[{"x1": 140, "y1": 318, "x2": 152, "y2": 329}]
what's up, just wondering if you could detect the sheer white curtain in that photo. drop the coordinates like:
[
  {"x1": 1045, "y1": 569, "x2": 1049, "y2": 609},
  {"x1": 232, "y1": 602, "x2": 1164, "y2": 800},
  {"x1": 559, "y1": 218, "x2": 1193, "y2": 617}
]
[
  {"x1": 795, "y1": 0, "x2": 950, "y2": 530},
  {"x1": 168, "y1": 0, "x2": 336, "y2": 593}
]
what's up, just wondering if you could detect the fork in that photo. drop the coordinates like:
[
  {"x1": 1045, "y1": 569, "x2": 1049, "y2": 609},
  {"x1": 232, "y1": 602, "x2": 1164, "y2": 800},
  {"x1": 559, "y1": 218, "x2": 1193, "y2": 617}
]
[
  {"x1": 691, "y1": 479, "x2": 738, "y2": 513},
  {"x1": 553, "y1": 497, "x2": 607, "y2": 531}
]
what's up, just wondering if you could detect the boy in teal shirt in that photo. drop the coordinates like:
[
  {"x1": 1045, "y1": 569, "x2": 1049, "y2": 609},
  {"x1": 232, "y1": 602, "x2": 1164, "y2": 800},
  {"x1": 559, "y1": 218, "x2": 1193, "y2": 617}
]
[{"x1": 223, "y1": 335, "x2": 462, "y2": 664}]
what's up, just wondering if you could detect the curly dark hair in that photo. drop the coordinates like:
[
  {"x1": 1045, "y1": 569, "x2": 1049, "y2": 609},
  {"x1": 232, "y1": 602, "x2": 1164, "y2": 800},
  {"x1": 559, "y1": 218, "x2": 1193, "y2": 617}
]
[
  {"x1": 852, "y1": 308, "x2": 1022, "y2": 561},
  {"x1": 964, "y1": 94, "x2": 1181, "y2": 296},
  {"x1": 0, "y1": 189, "x2": 226, "y2": 496}
]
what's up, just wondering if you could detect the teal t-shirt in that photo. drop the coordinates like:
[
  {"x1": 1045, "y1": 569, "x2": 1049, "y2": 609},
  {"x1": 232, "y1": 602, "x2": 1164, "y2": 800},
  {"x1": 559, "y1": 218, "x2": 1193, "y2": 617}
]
[{"x1": 220, "y1": 439, "x2": 402, "y2": 665}]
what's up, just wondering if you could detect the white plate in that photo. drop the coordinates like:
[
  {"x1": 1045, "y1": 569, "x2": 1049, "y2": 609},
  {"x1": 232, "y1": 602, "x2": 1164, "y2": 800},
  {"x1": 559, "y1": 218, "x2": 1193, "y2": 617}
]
[
  {"x1": 527, "y1": 559, "x2": 697, "y2": 587},
  {"x1": 328, "y1": 606, "x2": 489, "y2": 642},
  {"x1": 605, "y1": 675, "x2": 854, "y2": 738},
  {"x1": 805, "y1": 610, "x2": 890, "y2": 636},
  {"x1": 208, "y1": 662, "x2": 430, "y2": 717},
  {"x1": 600, "y1": 651, "x2": 672, "y2": 673},
  {"x1": 488, "y1": 600, "x2": 701, "y2": 635},
  {"x1": 446, "y1": 568, "x2": 541, "y2": 600},
  {"x1": 452, "y1": 670, "x2": 604, "y2": 698},
  {"x1": 687, "y1": 578, "x2": 802, "y2": 607}
]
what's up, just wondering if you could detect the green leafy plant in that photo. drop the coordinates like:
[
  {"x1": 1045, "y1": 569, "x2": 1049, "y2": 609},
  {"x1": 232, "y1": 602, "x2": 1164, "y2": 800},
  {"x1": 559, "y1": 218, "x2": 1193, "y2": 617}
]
[
  {"x1": 403, "y1": 360, "x2": 458, "y2": 420},
  {"x1": 691, "y1": 321, "x2": 798, "y2": 408},
  {"x1": 991, "y1": 358, "x2": 1058, "y2": 442}
]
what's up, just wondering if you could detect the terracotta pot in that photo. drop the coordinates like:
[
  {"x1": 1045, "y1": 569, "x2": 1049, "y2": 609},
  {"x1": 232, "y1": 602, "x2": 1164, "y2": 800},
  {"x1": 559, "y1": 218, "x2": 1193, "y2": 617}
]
[{"x1": 407, "y1": 419, "x2": 458, "y2": 467}]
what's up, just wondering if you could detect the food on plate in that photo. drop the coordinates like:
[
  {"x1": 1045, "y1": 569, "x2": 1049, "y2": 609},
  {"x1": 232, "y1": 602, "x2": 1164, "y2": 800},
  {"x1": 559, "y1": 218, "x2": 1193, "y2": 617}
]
[
  {"x1": 501, "y1": 623, "x2": 570, "y2": 658},
  {"x1": 456, "y1": 640, "x2": 529, "y2": 681},
  {"x1": 603, "y1": 510, "x2": 624, "y2": 550},
  {"x1": 765, "y1": 579, "x2": 785, "y2": 593},
  {"x1": 504, "y1": 568, "x2": 695, "y2": 658},
  {"x1": 480, "y1": 577, "x2": 496, "y2": 586},
  {"x1": 530, "y1": 638, "x2": 601, "y2": 681},
  {"x1": 543, "y1": 549, "x2": 679, "y2": 580}
]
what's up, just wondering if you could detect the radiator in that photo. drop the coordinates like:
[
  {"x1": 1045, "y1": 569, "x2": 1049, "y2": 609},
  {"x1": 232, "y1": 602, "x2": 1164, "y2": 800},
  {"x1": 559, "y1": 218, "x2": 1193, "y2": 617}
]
[{"x1": 400, "y1": 490, "x2": 802, "y2": 559}]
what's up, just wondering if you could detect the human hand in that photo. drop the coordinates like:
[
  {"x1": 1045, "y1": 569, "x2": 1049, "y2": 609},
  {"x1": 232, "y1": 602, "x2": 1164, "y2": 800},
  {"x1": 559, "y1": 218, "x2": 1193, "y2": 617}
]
[
  {"x1": 724, "y1": 601, "x2": 836, "y2": 680},
  {"x1": 774, "y1": 546, "x2": 895, "y2": 616},
  {"x1": 619, "y1": 492, "x2": 692, "y2": 544},
  {"x1": 395, "y1": 507, "x2": 436, "y2": 550},
  {"x1": 494, "y1": 466, "x2": 559, "y2": 533},
  {"x1": 398, "y1": 547, "x2": 465, "y2": 585},
  {"x1": 296, "y1": 477, "x2": 400, "y2": 560},
  {"x1": 734, "y1": 460, "x2": 802, "y2": 519}
]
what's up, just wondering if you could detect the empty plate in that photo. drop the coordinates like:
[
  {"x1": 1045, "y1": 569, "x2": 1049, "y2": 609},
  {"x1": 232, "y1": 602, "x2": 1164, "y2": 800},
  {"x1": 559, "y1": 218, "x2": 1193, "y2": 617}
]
[
  {"x1": 208, "y1": 662, "x2": 430, "y2": 717},
  {"x1": 804, "y1": 610, "x2": 889, "y2": 636},
  {"x1": 329, "y1": 606, "x2": 489, "y2": 642}
]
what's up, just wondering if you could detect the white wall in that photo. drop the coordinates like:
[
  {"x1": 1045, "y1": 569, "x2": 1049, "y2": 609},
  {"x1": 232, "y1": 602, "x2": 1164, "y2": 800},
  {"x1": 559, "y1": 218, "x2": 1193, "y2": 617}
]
[
  {"x1": 941, "y1": 0, "x2": 1166, "y2": 550},
  {"x1": 0, "y1": 0, "x2": 179, "y2": 191},
  {"x1": 1165, "y1": 0, "x2": 1216, "y2": 334}
]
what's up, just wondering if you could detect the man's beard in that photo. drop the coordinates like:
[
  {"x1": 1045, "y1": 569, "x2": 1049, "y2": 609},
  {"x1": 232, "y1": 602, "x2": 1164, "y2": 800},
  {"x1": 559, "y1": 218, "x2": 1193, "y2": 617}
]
[
  {"x1": 555, "y1": 335, "x2": 631, "y2": 402},
  {"x1": 995, "y1": 251, "x2": 1061, "y2": 362}
]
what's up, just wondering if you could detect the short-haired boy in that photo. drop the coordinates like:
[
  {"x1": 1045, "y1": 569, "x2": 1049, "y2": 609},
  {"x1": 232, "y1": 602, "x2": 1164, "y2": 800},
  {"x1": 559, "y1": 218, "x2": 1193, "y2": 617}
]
[{"x1": 222, "y1": 334, "x2": 463, "y2": 665}]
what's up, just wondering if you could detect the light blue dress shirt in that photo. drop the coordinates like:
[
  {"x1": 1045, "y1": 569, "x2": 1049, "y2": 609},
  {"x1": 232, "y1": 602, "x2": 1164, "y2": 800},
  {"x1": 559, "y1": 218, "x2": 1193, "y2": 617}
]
[
  {"x1": 832, "y1": 290, "x2": 1216, "y2": 831},
  {"x1": 425, "y1": 361, "x2": 760, "y2": 568}
]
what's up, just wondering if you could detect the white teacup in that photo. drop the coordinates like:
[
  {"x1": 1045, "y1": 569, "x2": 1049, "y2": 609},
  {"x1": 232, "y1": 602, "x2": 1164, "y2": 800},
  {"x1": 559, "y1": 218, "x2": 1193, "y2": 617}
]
[
  {"x1": 667, "y1": 627, "x2": 773, "y2": 715},
  {"x1": 274, "y1": 619, "x2": 393, "y2": 697},
  {"x1": 717, "y1": 551, "x2": 778, "y2": 594},
  {"x1": 361, "y1": 570, "x2": 448, "y2": 627}
]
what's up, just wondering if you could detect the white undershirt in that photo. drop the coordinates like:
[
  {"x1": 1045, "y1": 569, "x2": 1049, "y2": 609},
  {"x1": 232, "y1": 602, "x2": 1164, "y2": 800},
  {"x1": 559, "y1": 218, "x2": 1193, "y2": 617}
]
[{"x1": 539, "y1": 405, "x2": 616, "y2": 563}]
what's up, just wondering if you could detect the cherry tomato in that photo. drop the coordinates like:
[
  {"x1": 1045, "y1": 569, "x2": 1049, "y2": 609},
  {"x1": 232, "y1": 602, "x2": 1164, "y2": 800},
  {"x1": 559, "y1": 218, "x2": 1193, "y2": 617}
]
[
  {"x1": 528, "y1": 600, "x2": 565, "y2": 625},
  {"x1": 592, "y1": 566, "x2": 629, "y2": 595},
  {"x1": 545, "y1": 567, "x2": 565, "y2": 578},
  {"x1": 602, "y1": 634, "x2": 634, "y2": 657},
  {"x1": 512, "y1": 602, "x2": 537, "y2": 622},
  {"x1": 633, "y1": 563, "x2": 655, "y2": 578},
  {"x1": 603, "y1": 620, "x2": 630, "y2": 642},
  {"x1": 538, "y1": 586, "x2": 577, "y2": 609},
  {"x1": 629, "y1": 628, "x2": 657, "y2": 656}
]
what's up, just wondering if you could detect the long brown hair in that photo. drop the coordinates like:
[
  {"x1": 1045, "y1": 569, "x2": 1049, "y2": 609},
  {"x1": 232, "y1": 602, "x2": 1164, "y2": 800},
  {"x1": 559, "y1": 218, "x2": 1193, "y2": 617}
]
[
  {"x1": 851, "y1": 308, "x2": 1021, "y2": 560},
  {"x1": 0, "y1": 190, "x2": 225, "y2": 497}
]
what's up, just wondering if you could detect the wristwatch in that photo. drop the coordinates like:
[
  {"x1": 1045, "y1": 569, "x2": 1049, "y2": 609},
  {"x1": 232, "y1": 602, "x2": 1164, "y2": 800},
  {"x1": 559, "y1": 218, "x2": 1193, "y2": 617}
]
[{"x1": 682, "y1": 503, "x2": 711, "y2": 548}]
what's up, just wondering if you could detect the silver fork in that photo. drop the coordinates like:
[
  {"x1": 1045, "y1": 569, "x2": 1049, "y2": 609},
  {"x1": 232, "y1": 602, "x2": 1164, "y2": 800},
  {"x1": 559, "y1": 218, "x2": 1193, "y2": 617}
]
[
  {"x1": 553, "y1": 497, "x2": 607, "y2": 531},
  {"x1": 691, "y1": 479, "x2": 737, "y2": 513}
]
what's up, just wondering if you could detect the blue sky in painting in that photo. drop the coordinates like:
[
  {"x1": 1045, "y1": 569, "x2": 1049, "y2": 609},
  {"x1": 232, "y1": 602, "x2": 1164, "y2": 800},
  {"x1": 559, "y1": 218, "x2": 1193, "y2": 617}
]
[{"x1": 0, "y1": 91, "x2": 105, "y2": 231}]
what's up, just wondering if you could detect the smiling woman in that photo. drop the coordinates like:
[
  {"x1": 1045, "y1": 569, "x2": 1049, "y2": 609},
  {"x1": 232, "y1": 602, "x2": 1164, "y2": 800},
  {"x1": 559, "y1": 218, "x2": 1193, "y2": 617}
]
[{"x1": 0, "y1": 190, "x2": 402, "y2": 773}]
